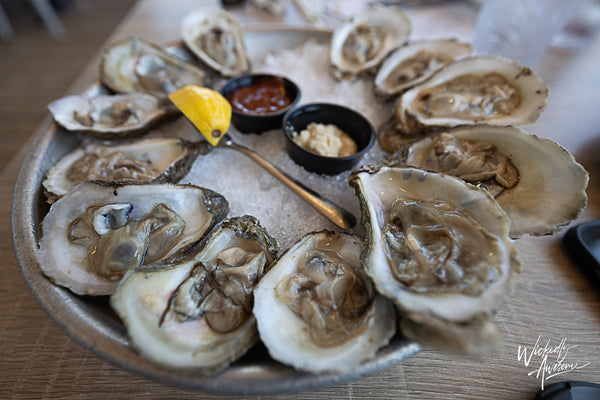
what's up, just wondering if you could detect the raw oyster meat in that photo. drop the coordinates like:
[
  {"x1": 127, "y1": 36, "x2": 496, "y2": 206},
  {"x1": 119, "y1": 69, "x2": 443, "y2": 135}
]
[
  {"x1": 389, "y1": 125, "x2": 589, "y2": 237},
  {"x1": 330, "y1": 6, "x2": 411, "y2": 80},
  {"x1": 349, "y1": 167, "x2": 520, "y2": 354},
  {"x1": 254, "y1": 231, "x2": 396, "y2": 373},
  {"x1": 47, "y1": 93, "x2": 167, "y2": 138},
  {"x1": 110, "y1": 216, "x2": 277, "y2": 373},
  {"x1": 380, "y1": 55, "x2": 548, "y2": 152},
  {"x1": 374, "y1": 39, "x2": 472, "y2": 101},
  {"x1": 43, "y1": 137, "x2": 211, "y2": 202},
  {"x1": 181, "y1": 8, "x2": 249, "y2": 77},
  {"x1": 100, "y1": 36, "x2": 207, "y2": 100},
  {"x1": 38, "y1": 182, "x2": 228, "y2": 295}
]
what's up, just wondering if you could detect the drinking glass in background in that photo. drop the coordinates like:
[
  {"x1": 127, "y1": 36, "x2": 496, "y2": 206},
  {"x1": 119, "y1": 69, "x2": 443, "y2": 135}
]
[
  {"x1": 472, "y1": 0, "x2": 588, "y2": 67},
  {"x1": 551, "y1": 0, "x2": 600, "y2": 50}
]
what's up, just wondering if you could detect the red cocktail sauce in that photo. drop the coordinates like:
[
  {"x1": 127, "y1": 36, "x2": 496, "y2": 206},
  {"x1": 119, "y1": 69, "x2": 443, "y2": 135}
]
[{"x1": 227, "y1": 77, "x2": 293, "y2": 115}]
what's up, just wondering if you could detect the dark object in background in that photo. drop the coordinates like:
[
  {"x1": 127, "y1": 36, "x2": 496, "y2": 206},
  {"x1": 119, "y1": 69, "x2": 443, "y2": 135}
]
[
  {"x1": 562, "y1": 220, "x2": 600, "y2": 294},
  {"x1": 222, "y1": 0, "x2": 246, "y2": 5},
  {"x1": 536, "y1": 381, "x2": 600, "y2": 399}
]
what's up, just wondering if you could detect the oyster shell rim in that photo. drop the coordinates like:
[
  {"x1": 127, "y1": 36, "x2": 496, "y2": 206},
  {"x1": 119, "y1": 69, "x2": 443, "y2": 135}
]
[
  {"x1": 37, "y1": 181, "x2": 229, "y2": 296},
  {"x1": 389, "y1": 125, "x2": 590, "y2": 238},
  {"x1": 373, "y1": 38, "x2": 473, "y2": 100},
  {"x1": 253, "y1": 229, "x2": 397, "y2": 374},
  {"x1": 41, "y1": 137, "x2": 211, "y2": 203},
  {"x1": 348, "y1": 166, "x2": 521, "y2": 354},
  {"x1": 46, "y1": 92, "x2": 169, "y2": 139},
  {"x1": 395, "y1": 54, "x2": 550, "y2": 135},
  {"x1": 181, "y1": 7, "x2": 250, "y2": 78},
  {"x1": 329, "y1": 5, "x2": 412, "y2": 80},
  {"x1": 99, "y1": 35, "x2": 208, "y2": 99},
  {"x1": 110, "y1": 215, "x2": 278, "y2": 374}
]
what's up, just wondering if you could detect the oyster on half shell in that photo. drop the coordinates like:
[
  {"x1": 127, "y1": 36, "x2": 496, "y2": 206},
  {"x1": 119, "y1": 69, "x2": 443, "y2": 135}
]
[
  {"x1": 110, "y1": 216, "x2": 278, "y2": 373},
  {"x1": 181, "y1": 8, "x2": 249, "y2": 78},
  {"x1": 380, "y1": 55, "x2": 548, "y2": 152},
  {"x1": 253, "y1": 231, "x2": 396, "y2": 373},
  {"x1": 330, "y1": 6, "x2": 411, "y2": 80},
  {"x1": 374, "y1": 39, "x2": 472, "y2": 101},
  {"x1": 349, "y1": 167, "x2": 520, "y2": 354},
  {"x1": 38, "y1": 182, "x2": 228, "y2": 296},
  {"x1": 42, "y1": 137, "x2": 211, "y2": 202},
  {"x1": 100, "y1": 36, "x2": 207, "y2": 100},
  {"x1": 47, "y1": 93, "x2": 167, "y2": 138},
  {"x1": 389, "y1": 125, "x2": 589, "y2": 237}
]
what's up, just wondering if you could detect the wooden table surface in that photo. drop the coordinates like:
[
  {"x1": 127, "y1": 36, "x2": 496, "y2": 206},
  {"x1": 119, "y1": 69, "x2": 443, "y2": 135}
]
[{"x1": 3, "y1": 1, "x2": 600, "y2": 399}]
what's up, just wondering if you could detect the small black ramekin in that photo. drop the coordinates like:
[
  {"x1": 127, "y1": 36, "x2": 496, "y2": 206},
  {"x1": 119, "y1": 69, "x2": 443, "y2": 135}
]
[
  {"x1": 220, "y1": 73, "x2": 301, "y2": 134},
  {"x1": 282, "y1": 103, "x2": 375, "y2": 175}
]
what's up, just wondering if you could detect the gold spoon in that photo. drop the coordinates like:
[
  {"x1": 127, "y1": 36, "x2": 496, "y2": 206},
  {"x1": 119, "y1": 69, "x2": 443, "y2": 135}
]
[{"x1": 168, "y1": 85, "x2": 356, "y2": 230}]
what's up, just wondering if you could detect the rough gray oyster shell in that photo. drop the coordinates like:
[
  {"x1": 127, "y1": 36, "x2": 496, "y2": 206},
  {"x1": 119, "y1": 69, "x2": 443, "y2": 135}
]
[
  {"x1": 110, "y1": 215, "x2": 278, "y2": 373},
  {"x1": 38, "y1": 182, "x2": 228, "y2": 295},
  {"x1": 349, "y1": 167, "x2": 520, "y2": 354},
  {"x1": 42, "y1": 137, "x2": 210, "y2": 202}
]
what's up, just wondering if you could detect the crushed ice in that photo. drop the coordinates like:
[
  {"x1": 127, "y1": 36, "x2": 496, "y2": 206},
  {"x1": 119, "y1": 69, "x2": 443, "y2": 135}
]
[{"x1": 173, "y1": 40, "x2": 393, "y2": 251}]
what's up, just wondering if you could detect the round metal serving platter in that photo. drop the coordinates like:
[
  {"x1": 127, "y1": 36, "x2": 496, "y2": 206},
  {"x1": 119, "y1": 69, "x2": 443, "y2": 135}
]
[{"x1": 11, "y1": 27, "x2": 420, "y2": 395}]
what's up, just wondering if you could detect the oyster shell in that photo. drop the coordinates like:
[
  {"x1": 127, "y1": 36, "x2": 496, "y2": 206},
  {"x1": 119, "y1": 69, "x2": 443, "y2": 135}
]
[
  {"x1": 38, "y1": 182, "x2": 228, "y2": 295},
  {"x1": 349, "y1": 167, "x2": 520, "y2": 354},
  {"x1": 181, "y1": 8, "x2": 249, "y2": 78},
  {"x1": 380, "y1": 55, "x2": 549, "y2": 152},
  {"x1": 330, "y1": 6, "x2": 411, "y2": 80},
  {"x1": 389, "y1": 125, "x2": 589, "y2": 237},
  {"x1": 110, "y1": 216, "x2": 277, "y2": 373},
  {"x1": 47, "y1": 93, "x2": 167, "y2": 138},
  {"x1": 100, "y1": 36, "x2": 207, "y2": 100},
  {"x1": 42, "y1": 137, "x2": 210, "y2": 202},
  {"x1": 253, "y1": 231, "x2": 396, "y2": 373},
  {"x1": 374, "y1": 39, "x2": 472, "y2": 101}
]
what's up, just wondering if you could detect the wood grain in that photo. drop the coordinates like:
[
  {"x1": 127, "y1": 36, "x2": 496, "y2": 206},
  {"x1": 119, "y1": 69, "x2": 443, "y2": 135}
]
[{"x1": 0, "y1": 0, "x2": 137, "y2": 172}]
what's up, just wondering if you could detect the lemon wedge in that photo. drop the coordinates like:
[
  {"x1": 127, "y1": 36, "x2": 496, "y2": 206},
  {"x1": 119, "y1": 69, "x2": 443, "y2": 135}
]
[{"x1": 168, "y1": 85, "x2": 232, "y2": 146}]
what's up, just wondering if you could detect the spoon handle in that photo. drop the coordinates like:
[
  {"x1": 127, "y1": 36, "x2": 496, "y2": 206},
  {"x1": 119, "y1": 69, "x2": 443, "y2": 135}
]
[{"x1": 222, "y1": 138, "x2": 356, "y2": 230}]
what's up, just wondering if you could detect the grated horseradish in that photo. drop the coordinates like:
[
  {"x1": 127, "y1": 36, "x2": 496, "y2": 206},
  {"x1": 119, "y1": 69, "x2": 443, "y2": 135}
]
[{"x1": 292, "y1": 123, "x2": 358, "y2": 157}]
